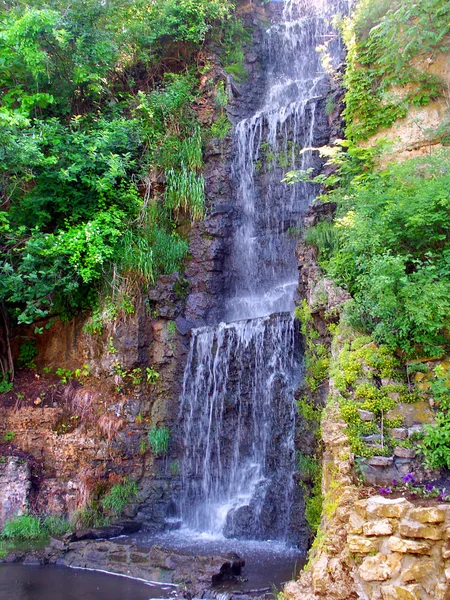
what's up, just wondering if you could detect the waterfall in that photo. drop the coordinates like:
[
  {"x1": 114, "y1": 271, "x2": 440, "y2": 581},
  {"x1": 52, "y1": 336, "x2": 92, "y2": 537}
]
[{"x1": 178, "y1": 0, "x2": 347, "y2": 542}]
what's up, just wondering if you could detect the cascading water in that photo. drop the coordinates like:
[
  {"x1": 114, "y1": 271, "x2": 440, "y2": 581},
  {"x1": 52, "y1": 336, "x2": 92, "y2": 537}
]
[{"x1": 178, "y1": 0, "x2": 348, "y2": 543}]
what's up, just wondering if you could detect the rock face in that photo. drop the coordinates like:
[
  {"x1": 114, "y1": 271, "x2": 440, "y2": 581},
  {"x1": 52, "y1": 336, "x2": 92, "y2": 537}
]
[{"x1": 0, "y1": 457, "x2": 31, "y2": 528}]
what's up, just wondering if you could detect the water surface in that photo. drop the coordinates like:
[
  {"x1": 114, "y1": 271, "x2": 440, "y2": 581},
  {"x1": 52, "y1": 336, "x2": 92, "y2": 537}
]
[{"x1": 0, "y1": 564, "x2": 170, "y2": 600}]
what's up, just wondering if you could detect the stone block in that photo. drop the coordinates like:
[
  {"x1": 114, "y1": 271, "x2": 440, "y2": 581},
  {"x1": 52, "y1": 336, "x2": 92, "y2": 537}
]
[
  {"x1": 366, "y1": 497, "x2": 411, "y2": 519},
  {"x1": 349, "y1": 512, "x2": 365, "y2": 535},
  {"x1": 401, "y1": 558, "x2": 435, "y2": 583},
  {"x1": 363, "y1": 519, "x2": 395, "y2": 537},
  {"x1": 399, "y1": 521, "x2": 443, "y2": 541},
  {"x1": 409, "y1": 507, "x2": 445, "y2": 524},
  {"x1": 388, "y1": 536, "x2": 431, "y2": 555},
  {"x1": 359, "y1": 553, "x2": 402, "y2": 582},
  {"x1": 386, "y1": 402, "x2": 434, "y2": 427},
  {"x1": 354, "y1": 499, "x2": 369, "y2": 518},
  {"x1": 394, "y1": 447, "x2": 416, "y2": 459},
  {"x1": 381, "y1": 584, "x2": 425, "y2": 600},
  {"x1": 367, "y1": 457, "x2": 394, "y2": 467},
  {"x1": 359, "y1": 409, "x2": 376, "y2": 421},
  {"x1": 389, "y1": 428, "x2": 408, "y2": 440},
  {"x1": 348, "y1": 535, "x2": 380, "y2": 554}
]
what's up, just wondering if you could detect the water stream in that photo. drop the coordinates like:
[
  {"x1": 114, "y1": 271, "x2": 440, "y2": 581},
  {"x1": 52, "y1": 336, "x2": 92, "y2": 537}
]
[{"x1": 178, "y1": 0, "x2": 348, "y2": 543}]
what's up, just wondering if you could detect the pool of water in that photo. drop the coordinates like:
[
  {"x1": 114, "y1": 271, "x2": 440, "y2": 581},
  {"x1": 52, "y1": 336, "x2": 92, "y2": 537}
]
[
  {"x1": 127, "y1": 531, "x2": 306, "y2": 592},
  {"x1": 0, "y1": 564, "x2": 171, "y2": 600}
]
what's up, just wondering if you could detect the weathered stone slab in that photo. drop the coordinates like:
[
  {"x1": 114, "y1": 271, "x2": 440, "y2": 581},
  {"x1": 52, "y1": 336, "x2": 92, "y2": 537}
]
[
  {"x1": 381, "y1": 584, "x2": 425, "y2": 600},
  {"x1": 409, "y1": 507, "x2": 445, "y2": 524},
  {"x1": 359, "y1": 409, "x2": 376, "y2": 421},
  {"x1": 388, "y1": 536, "x2": 431, "y2": 555},
  {"x1": 363, "y1": 519, "x2": 395, "y2": 537},
  {"x1": 367, "y1": 457, "x2": 394, "y2": 467},
  {"x1": 399, "y1": 521, "x2": 443, "y2": 541},
  {"x1": 389, "y1": 428, "x2": 408, "y2": 440},
  {"x1": 0, "y1": 457, "x2": 31, "y2": 528},
  {"x1": 401, "y1": 557, "x2": 435, "y2": 583},
  {"x1": 393, "y1": 447, "x2": 416, "y2": 459},
  {"x1": 366, "y1": 497, "x2": 411, "y2": 519},
  {"x1": 359, "y1": 553, "x2": 401, "y2": 582},
  {"x1": 349, "y1": 512, "x2": 365, "y2": 535},
  {"x1": 348, "y1": 535, "x2": 379, "y2": 554}
]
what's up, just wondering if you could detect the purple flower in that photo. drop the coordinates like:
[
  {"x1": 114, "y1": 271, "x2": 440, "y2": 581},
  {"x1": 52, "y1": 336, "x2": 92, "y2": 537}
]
[
  {"x1": 379, "y1": 487, "x2": 392, "y2": 495},
  {"x1": 426, "y1": 484, "x2": 433, "y2": 491},
  {"x1": 402, "y1": 473, "x2": 415, "y2": 484},
  {"x1": 392, "y1": 479, "x2": 398, "y2": 486}
]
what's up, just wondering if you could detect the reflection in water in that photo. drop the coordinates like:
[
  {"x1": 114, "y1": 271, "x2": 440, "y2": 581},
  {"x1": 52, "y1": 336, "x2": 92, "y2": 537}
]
[{"x1": 0, "y1": 564, "x2": 170, "y2": 600}]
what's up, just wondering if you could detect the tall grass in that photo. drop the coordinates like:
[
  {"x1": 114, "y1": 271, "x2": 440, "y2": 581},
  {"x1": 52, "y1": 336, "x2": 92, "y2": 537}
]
[
  {"x1": 148, "y1": 425, "x2": 170, "y2": 456},
  {"x1": 165, "y1": 167, "x2": 205, "y2": 221}
]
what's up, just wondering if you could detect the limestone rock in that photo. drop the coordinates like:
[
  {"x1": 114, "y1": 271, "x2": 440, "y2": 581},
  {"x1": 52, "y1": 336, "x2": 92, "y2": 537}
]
[
  {"x1": 401, "y1": 558, "x2": 435, "y2": 583},
  {"x1": 409, "y1": 507, "x2": 445, "y2": 524},
  {"x1": 311, "y1": 555, "x2": 329, "y2": 595},
  {"x1": 399, "y1": 520, "x2": 443, "y2": 541},
  {"x1": 363, "y1": 519, "x2": 395, "y2": 537},
  {"x1": 367, "y1": 457, "x2": 394, "y2": 467},
  {"x1": 394, "y1": 447, "x2": 416, "y2": 459},
  {"x1": 359, "y1": 409, "x2": 376, "y2": 421},
  {"x1": 388, "y1": 536, "x2": 431, "y2": 555},
  {"x1": 434, "y1": 582, "x2": 450, "y2": 600},
  {"x1": 385, "y1": 402, "x2": 434, "y2": 427},
  {"x1": 348, "y1": 534, "x2": 380, "y2": 553},
  {"x1": 381, "y1": 584, "x2": 425, "y2": 600},
  {"x1": 359, "y1": 553, "x2": 402, "y2": 582},
  {"x1": 389, "y1": 428, "x2": 408, "y2": 440},
  {"x1": 366, "y1": 497, "x2": 411, "y2": 519},
  {"x1": 0, "y1": 457, "x2": 31, "y2": 529},
  {"x1": 349, "y1": 512, "x2": 365, "y2": 535}
]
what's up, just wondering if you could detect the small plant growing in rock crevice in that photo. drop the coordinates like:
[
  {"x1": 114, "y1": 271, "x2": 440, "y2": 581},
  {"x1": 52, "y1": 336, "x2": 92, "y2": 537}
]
[
  {"x1": 148, "y1": 425, "x2": 170, "y2": 456},
  {"x1": 102, "y1": 480, "x2": 138, "y2": 516}
]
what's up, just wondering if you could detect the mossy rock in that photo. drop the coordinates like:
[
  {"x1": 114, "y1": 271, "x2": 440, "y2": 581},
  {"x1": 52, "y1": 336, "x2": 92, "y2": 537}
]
[{"x1": 385, "y1": 402, "x2": 435, "y2": 428}]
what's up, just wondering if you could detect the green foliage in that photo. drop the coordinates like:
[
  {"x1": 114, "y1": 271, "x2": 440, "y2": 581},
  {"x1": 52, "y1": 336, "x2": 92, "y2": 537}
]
[
  {"x1": 102, "y1": 480, "x2": 138, "y2": 516},
  {"x1": 210, "y1": 114, "x2": 231, "y2": 139},
  {"x1": 43, "y1": 516, "x2": 72, "y2": 537},
  {"x1": 3, "y1": 431, "x2": 16, "y2": 442},
  {"x1": 420, "y1": 367, "x2": 450, "y2": 469},
  {"x1": 148, "y1": 425, "x2": 170, "y2": 456},
  {"x1": 0, "y1": 378, "x2": 13, "y2": 393},
  {"x1": 343, "y1": 0, "x2": 450, "y2": 141},
  {"x1": 0, "y1": 0, "x2": 236, "y2": 330},
  {"x1": 306, "y1": 149, "x2": 450, "y2": 357},
  {"x1": 299, "y1": 455, "x2": 322, "y2": 534},
  {"x1": 221, "y1": 17, "x2": 250, "y2": 82},
  {"x1": 18, "y1": 340, "x2": 38, "y2": 369},
  {"x1": 1, "y1": 515, "x2": 44, "y2": 540}
]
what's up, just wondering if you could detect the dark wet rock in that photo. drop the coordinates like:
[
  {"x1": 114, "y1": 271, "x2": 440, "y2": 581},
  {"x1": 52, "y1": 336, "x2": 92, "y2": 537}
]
[{"x1": 64, "y1": 521, "x2": 142, "y2": 543}]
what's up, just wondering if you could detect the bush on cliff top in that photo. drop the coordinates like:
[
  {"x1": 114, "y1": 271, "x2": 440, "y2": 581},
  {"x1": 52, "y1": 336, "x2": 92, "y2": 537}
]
[
  {"x1": 343, "y1": 0, "x2": 450, "y2": 141},
  {"x1": 303, "y1": 148, "x2": 450, "y2": 359}
]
